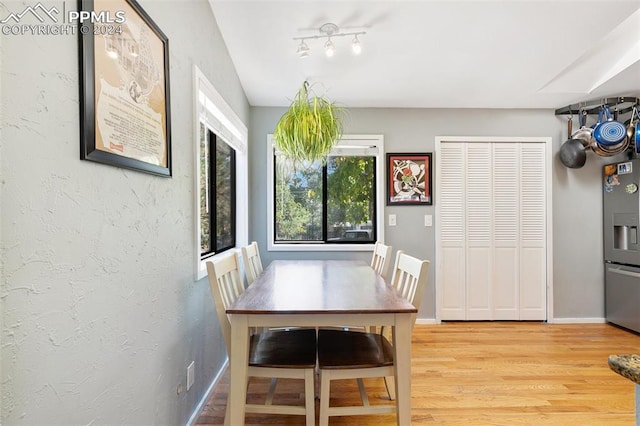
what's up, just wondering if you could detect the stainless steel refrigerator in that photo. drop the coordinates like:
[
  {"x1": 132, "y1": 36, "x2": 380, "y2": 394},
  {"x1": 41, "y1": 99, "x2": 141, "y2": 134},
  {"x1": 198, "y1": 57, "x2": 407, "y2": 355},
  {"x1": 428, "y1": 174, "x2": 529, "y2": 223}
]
[{"x1": 603, "y1": 159, "x2": 640, "y2": 333}]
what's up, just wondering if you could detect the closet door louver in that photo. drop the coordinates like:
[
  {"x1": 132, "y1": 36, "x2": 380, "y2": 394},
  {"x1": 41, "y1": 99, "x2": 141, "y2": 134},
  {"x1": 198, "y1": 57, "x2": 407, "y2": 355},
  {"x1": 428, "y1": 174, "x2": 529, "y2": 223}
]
[
  {"x1": 519, "y1": 144, "x2": 546, "y2": 320},
  {"x1": 492, "y1": 143, "x2": 520, "y2": 319},
  {"x1": 465, "y1": 143, "x2": 492, "y2": 320},
  {"x1": 439, "y1": 143, "x2": 466, "y2": 319}
]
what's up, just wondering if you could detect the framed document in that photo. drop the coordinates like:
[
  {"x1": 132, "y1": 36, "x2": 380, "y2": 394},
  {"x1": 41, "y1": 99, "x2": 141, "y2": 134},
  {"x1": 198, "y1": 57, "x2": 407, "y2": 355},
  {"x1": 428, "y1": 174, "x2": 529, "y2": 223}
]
[
  {"x1": 387, "y1": 153, "x2": 432, "y2": 205},
  {"x1": 79, "y1": 0, "x2": 171, "y2": 176}
]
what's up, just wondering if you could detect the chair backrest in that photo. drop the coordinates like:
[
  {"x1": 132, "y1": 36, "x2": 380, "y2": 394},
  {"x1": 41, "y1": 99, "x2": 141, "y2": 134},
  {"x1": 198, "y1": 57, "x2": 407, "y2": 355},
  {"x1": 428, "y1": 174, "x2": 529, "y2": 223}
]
[
  {"x1": 241, "y1": 241, "x2": 263, "y2": 285},
  {"x1": 370, "y1": 241, "x2": 393, "y2": 280},
  {"x1": 206, "y1": 252, "x2": 246, "y2": 354},
  {"x1": 389, "y1": 251, "x2": 430, "y2": 328}
]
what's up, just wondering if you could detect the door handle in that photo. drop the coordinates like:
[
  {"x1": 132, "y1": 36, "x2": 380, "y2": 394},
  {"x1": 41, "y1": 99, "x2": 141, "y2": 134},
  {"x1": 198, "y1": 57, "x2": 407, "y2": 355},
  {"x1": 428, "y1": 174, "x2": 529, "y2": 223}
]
[{"x1": 608, "y1": 267, "x2": 640, "y2": 279}]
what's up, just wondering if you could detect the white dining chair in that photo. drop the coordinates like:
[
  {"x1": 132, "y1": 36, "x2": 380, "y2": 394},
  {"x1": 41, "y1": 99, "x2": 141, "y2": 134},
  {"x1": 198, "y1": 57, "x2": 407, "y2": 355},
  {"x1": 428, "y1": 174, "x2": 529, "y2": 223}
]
[
  {"x1": 241, "y1": 241, "x2": 263, "y2": 285},
  {"x1": 316, "y1": 251, "x2": 429, "y2": 425},
  {"x1": 206, "y1": 252, "x2": 316, "y2": 425},
  {"x1": 370, "y1": 241, "x2": 393, "y2": 280},
  {"x1": 342, "y1": 242, "x2": 392, "y2": 334}
]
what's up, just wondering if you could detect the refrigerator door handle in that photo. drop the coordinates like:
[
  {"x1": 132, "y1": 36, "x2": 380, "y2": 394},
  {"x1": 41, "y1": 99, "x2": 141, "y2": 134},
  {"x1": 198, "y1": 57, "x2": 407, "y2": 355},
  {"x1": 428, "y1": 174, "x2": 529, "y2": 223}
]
[{"x1": 607, "y1": 266, "x2": 640, "y2": 279}]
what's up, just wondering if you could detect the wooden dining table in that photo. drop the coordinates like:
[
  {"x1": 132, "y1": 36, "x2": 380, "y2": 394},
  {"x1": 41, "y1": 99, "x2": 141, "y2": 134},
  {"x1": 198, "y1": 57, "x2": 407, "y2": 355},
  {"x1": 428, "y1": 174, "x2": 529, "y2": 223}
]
[{"x1": 225, "y1": 259, "x2": 417, "y2": 425}]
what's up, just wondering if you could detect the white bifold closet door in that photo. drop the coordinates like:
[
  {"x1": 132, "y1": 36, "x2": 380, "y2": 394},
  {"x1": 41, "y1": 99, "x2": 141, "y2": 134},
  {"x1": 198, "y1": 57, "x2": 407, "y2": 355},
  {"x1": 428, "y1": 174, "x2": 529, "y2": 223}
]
[{"x1": 440, "y1": 141, "x2": 546, "y2": 321}]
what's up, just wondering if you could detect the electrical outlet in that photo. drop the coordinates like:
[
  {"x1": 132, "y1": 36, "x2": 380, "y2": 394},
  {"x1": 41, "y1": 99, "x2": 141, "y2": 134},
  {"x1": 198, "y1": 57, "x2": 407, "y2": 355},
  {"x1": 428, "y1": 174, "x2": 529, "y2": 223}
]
[
  {"x1": 187, "y1": 361, "x2": 195, "y2": 391},
  {"x1": 424, "y1": 214, "x2": 432, "y2": 227},
  {"x1": 389, "y1": 214, "x2": 397, "y2": 226}
]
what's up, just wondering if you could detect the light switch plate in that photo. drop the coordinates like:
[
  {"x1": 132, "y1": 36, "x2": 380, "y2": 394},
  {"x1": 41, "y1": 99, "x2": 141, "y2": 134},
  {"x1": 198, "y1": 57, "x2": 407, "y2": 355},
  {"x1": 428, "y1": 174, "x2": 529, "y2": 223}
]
[
  {"x1": 389, "y1": 214, "x2": 397, "y2": 226},
  {"x1": 424, "y1": 215, "x2": 432, "y2": 227},
  {"x1": 187, "y1": 361, "x2": 195, "y2": 391}
]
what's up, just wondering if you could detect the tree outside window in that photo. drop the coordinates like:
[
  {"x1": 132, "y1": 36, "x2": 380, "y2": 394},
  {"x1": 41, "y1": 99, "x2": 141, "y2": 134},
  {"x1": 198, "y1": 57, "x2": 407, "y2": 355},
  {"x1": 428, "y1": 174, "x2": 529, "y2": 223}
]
[
  {"x1": 201, "y1": 126, "x2": 236, "y2": 257},
  {"x1": 274, "y1": 154, "x2": 376, "y2": 243}
]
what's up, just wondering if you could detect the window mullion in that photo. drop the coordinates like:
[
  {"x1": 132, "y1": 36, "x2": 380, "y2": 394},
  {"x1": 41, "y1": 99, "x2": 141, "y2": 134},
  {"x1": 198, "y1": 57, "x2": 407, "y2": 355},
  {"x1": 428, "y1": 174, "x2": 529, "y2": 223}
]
[
  {"x1": 209, "y1": 131, "x2": 217, "y2": 253},
  {"x1": 230, "y1": 149, "x2": 237, "y2": 250},
  {"x1": 322, "y1": 162, "x2": 328, "y2": 242},
  {"x1": 372, "y1": 157, "x2": 378, "y2": 241}
]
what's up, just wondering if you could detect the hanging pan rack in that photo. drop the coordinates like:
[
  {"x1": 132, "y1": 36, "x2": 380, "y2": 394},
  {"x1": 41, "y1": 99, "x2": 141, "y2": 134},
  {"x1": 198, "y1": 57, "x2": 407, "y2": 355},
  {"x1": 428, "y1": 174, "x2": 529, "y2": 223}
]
[{"x1": 555, "y1": 96, "x2": 639, "y2": 117}]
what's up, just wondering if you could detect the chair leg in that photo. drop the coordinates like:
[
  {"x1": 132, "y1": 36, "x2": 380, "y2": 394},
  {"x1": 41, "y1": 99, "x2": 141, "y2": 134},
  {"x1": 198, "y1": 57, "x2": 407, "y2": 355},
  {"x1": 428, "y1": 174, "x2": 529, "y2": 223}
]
[
  {"x1": 224, "y1": 396, "x2": 231, "y2": 426},
  {"x1": 304, "y1": 369, "x2": 315, "y2": 426},
  {"x1": 265, "y1": 378, "x2": 277, "y2": 405},
  {"x1": 356, "y1": 378, "x2": 370, "y2": 406},
  {"x1": 384, "y1": 375, "x2": 396, "y2": 401},
  {"x1": 319, "y1": 370, "x2": 331, "y2": 426}
]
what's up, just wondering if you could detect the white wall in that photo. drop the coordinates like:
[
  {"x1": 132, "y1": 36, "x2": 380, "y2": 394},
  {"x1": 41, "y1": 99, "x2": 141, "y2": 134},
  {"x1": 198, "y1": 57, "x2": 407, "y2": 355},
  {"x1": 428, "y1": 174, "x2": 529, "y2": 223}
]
[
  {"x1": 250, "y1": 107, "x2": 615, "y2": 320},
  {"x1": 0, "y1": 0, "x2": 248, "y2": 423}
]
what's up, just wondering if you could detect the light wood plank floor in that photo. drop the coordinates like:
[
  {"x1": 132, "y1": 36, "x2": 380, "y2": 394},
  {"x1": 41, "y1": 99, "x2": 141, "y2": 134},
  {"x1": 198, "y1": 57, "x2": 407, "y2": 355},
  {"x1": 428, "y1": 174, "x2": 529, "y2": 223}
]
[{"x1": 196, "y1": 322, "x2": 639, "y2": 425}]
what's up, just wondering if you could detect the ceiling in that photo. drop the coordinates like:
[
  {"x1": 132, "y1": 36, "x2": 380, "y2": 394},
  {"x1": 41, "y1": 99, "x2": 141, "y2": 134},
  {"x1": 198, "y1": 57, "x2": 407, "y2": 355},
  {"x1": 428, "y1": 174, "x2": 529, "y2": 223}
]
[{"x1": 208, "y1": 1, "x2": 640, "y2": 109}]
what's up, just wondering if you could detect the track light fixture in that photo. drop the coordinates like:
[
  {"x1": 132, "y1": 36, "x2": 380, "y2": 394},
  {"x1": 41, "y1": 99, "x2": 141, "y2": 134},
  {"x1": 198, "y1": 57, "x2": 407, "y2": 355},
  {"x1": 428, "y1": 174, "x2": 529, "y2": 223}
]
[{"x1": 293, "y1": 22, "x2": 366, "y2": 58}]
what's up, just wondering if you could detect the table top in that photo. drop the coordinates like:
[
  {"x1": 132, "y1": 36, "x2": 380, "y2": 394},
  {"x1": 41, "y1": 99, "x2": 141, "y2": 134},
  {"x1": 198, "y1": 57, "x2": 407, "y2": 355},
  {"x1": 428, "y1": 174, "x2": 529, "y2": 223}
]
[{"x1": 227, "y1": 260, "x2": 417, "y2": 315}]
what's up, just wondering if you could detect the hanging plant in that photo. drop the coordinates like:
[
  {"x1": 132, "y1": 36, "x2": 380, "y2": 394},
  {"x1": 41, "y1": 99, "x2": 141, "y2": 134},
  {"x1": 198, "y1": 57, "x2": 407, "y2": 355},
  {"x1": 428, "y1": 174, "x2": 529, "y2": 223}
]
[{"x1": 273, "y1": 81, "x2": 344, "y2": 164}]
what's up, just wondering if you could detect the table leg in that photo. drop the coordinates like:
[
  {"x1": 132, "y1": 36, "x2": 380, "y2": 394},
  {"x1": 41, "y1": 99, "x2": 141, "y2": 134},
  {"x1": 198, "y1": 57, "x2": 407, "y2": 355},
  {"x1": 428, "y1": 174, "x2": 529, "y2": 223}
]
[
  {"x1": 635, "y1": 384, "x2": 639, "y2": 426},
  {"x1": 228, "y1": 314, "x2": 249, "y2": 426},
  {"x1": 393, "y1": 313, "x2": 412, "y2": 425}
]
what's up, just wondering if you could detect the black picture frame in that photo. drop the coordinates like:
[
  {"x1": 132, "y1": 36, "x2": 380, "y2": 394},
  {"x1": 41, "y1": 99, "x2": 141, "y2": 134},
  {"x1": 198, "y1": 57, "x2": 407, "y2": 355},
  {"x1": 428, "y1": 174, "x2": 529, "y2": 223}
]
[
  {"x1": 78, "y1": 0, "x2": 171, "y2": 177},
  {"x1": 386, "y1": 153, "x2": 433, "y2": 205}
]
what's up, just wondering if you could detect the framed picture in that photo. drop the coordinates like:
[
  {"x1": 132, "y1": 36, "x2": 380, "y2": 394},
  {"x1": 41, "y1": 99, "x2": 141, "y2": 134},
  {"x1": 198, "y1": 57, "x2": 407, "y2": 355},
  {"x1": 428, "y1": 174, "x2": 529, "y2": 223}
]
[
  {"x1": 79, "y1": 0, "x2": 171, "y2": 177},
  {"x1": 387, "y1": 153, "x2": 432, "y2": 205}
]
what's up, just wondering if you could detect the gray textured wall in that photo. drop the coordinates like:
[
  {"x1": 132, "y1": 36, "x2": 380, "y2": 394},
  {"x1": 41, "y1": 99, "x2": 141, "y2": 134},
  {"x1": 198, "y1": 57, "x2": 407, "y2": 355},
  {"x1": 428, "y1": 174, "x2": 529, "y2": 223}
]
[
  {"x1": 250, "y1": 107, "x2": 616, "y2": 320},
  {"x1": 0, "y1": 1, "x2": 248, "y2": 423}
]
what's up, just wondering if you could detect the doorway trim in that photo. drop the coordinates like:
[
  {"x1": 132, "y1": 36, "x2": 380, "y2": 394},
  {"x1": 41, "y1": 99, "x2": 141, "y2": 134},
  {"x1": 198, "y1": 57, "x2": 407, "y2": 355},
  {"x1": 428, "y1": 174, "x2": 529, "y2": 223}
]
[{"x1": 434, "y1": 136, "x2": 554, "y2": 322}]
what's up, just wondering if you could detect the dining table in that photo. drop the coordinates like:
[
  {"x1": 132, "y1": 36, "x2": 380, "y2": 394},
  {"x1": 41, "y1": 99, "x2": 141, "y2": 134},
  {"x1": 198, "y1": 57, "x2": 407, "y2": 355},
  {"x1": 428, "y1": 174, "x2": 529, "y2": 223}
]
[{"x1": 225, "y1": 259, "x2": 418, "y2": 425}]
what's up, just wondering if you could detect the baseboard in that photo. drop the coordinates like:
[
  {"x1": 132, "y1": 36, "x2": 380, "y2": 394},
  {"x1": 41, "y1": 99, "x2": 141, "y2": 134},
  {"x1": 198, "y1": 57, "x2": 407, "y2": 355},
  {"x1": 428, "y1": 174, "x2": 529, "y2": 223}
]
[
  {"x1": 415, "y1": 318, "x2": 441, "y2": 325},
  {"x1": 548, "y1": 317, "x2": 607, "y2": 324},
  {"x1": 186, "y1": 358, "x2": 229, "y2": 426},
  {"x1": 415, "y1": 318, "x2": 608, "y2": 325}
]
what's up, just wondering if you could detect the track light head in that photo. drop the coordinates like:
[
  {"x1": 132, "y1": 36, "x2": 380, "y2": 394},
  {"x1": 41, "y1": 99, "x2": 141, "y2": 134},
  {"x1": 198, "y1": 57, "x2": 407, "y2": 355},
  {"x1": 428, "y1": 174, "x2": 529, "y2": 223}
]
[
  {"x1": 351, "y1": 35, "x2": 362, "y2": 55},
  {"x1": 296, "y1": 40, "x2": 310, "y2": 58},
  {"x1": 324, "y1": 38, "x2": 336, "y2": 57}
]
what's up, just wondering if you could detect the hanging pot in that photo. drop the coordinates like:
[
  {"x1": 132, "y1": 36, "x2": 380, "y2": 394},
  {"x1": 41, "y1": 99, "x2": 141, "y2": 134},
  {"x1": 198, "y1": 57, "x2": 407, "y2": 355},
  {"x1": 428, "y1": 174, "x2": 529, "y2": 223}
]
[
  {"x1": 564, "y1": 115, "x2": 583, "y2": 145},
  {"x1": 627, "y1": 106, "x2": 637, "y2": 142},
  {"x1": 590, "y1": 106, "x2": 630, "y2": 156},
  {"x1": 571, "y1": 109, "x2": 594, "y2": 148},
  {"x1": 559, "y1": 139, "x2": 587, "y2": 168},
  {"x1": 596, "y1": 138, "x2": 630, "y2": 156},
  {"x1": 633, "y1": 106, "x2": 640, "y2": 154},
  {"x1": 593, "y1": 105, "x2": 627, "y2": 146}
]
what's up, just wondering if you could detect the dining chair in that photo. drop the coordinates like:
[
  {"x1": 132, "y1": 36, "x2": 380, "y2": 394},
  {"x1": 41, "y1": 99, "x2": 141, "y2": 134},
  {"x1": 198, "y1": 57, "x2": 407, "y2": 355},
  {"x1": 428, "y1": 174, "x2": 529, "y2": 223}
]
[
  {"x1": 337, "y1": 242, "x2": 393, "y2": 333},
  {"x1": 334, "y1": 242, "x2": 394, "y2": 334},
  {"x1": 206, "y1": 253, "x2": 317, "y2": 425},
  {"x1": 241, "y1": 241, "x2": 263, "y2": 285},
  {"x1": 370, "y1": 241, "x2": 393, "y2": 280},
  {"x1": 316, "y1": 251, "x2": 430, "y2": 425}
]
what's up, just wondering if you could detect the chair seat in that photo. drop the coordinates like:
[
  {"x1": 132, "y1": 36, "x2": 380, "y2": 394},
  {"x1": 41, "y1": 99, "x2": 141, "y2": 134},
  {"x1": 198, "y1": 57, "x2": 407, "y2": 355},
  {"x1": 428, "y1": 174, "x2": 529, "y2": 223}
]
[
  {"x1": 318, "y1": 329, "x2": 394, "y2": 369},
  {"x1": 250, "y1": 329, "x2": 317, "y2": 368}
]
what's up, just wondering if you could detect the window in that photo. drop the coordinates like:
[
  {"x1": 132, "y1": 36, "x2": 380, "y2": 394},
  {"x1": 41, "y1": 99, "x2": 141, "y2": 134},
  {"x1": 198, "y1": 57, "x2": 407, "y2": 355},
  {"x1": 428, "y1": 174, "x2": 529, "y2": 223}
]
[
  {"x1": 268, "y1": 135, "x2": 384, "y2": 251},
  {"x1": 200, "y1": 128, "x2": 236, "y2": 257},
  {"x1": 194, "y1": 66, "x2": 248, "y2": 279}
]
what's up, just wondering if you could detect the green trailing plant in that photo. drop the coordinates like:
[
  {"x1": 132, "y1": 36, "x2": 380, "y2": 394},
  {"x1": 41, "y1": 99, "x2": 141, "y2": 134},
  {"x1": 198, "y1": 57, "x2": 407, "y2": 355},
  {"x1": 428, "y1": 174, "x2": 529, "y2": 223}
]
[{"x1": 273, "y1": 81, "x2": 344, "y2": 164}]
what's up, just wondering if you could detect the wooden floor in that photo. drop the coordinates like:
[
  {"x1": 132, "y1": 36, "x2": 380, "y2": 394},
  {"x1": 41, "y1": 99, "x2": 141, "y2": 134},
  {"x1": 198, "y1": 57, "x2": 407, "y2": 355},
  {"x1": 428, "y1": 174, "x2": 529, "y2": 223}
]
[{"x1": 196, "y1": 322, "x2": 639, "y2": 425}]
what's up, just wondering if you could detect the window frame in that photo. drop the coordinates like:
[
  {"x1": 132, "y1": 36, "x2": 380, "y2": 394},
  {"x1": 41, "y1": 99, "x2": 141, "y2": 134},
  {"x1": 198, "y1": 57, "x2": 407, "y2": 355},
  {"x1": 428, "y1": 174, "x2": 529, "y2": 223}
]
[
  {"x1": 200, "y1": 130, "x2": 237, "y2": 257},
  {"x1": 194, "y1": 66, "x2": 248, "y2": 279},
  {"x1": 267, "y1": 134, "x2": 385, "y2": 252}
]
